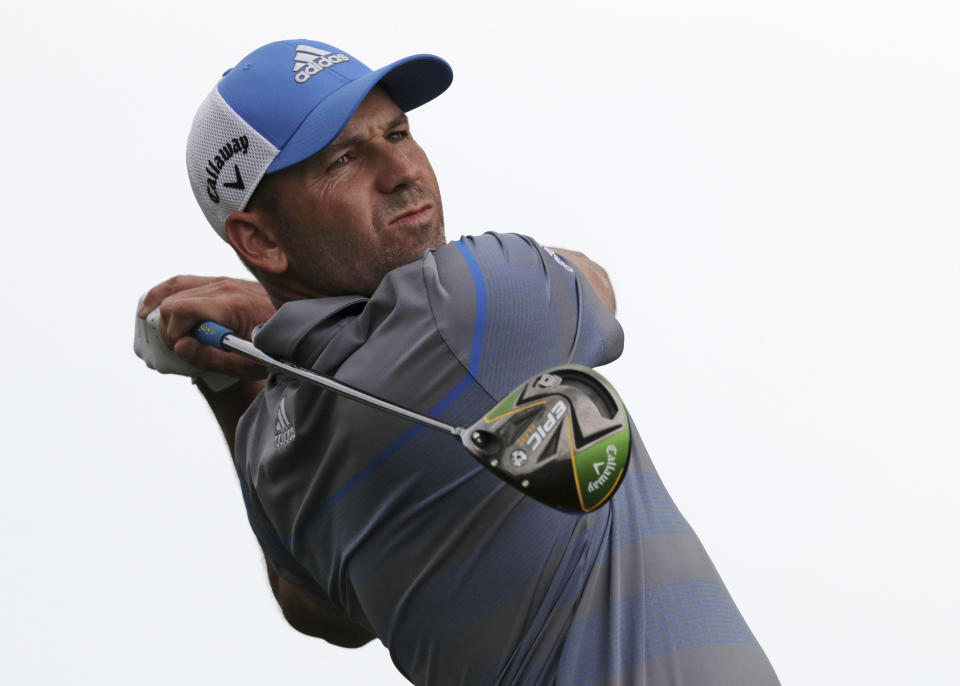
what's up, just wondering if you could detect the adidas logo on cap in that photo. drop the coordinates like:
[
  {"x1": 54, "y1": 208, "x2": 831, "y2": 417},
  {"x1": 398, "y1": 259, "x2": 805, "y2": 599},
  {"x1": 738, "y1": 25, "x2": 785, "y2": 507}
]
[{"x1": 292, "y1": 44, "x2": 350, "y2": 83}]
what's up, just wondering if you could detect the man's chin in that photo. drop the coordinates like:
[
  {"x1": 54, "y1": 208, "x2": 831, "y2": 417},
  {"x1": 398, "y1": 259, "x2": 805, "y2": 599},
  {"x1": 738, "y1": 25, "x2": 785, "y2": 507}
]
[
  {"x1": 378, "y1": 229, "x2": 441, "y2": 277},
  {"x1": 406, "y1": 219, "x2": 446, "y2": 253}
]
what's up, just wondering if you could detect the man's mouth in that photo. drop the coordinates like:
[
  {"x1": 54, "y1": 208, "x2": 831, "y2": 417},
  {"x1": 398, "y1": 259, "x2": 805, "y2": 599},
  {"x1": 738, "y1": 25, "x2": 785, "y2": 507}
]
[{"x1": 389, "y1": 204, "x2": 433, "y2": 227}]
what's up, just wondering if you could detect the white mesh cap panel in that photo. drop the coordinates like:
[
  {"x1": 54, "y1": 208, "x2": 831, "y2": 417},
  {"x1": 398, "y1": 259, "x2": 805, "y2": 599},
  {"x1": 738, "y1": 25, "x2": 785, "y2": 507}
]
[{"x1": 186, "y1": 88, "x2": 280, "y2": 241}]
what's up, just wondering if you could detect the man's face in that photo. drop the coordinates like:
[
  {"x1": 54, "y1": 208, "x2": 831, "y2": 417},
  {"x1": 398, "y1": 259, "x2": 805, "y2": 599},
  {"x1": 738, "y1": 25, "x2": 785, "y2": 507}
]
[{"x1": 262, "y1": 87, "x2": 445, "y2": 297}]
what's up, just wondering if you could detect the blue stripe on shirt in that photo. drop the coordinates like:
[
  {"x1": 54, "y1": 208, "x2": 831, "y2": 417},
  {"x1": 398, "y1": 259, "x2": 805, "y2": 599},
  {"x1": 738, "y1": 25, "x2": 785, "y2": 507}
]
[
  {"x1": 291, "y1": 242, "x2": 490, "y2": 545},
  {"x1": 454, "y1": 239, "x2": 486, "y2": 377}
]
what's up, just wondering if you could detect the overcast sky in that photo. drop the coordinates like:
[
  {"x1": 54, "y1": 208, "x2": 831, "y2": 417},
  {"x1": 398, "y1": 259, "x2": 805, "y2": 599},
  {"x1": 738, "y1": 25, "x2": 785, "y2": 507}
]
[{"x1": 2, "y1": 1, "x2": 958, "y2": 684}]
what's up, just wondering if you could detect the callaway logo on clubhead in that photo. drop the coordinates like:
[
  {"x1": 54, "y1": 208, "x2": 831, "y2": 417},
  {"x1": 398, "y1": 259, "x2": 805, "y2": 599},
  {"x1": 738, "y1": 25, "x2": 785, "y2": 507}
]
[{"x1": 588, "y1": 444, "x2": 620, "y2": 494}]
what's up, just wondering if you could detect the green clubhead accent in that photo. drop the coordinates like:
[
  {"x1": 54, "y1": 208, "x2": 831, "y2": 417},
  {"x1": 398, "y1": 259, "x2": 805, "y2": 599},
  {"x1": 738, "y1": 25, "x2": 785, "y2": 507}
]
[
  {"x1": 569, "y1": 419, "x2": 630, "y2": 511},
  {"x1": 484, "y1": 384, "x2": 526, "y2": 422},
  {"x1": 461, "y1": 365, "x2": 631, "y2": 512}
]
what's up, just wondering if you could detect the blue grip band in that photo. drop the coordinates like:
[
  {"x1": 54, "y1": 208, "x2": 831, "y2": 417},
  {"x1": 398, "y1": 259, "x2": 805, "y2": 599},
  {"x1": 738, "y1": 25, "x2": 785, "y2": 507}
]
[{"x1": 192, "y1": 321, "x2": 234, "y2": 350}]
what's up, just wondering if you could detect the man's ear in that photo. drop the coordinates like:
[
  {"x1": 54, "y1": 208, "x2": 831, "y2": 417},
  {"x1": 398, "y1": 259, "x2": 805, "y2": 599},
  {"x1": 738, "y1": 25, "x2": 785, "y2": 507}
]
[{"x1": 224, "y1": 210, "x2": 288, "y2": 275}]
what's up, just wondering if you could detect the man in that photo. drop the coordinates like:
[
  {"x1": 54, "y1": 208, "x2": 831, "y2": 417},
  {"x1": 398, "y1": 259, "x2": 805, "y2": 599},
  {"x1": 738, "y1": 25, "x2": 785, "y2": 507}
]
[{"x1": 137, "y1": 39, "x2": 779, "y2": 684}]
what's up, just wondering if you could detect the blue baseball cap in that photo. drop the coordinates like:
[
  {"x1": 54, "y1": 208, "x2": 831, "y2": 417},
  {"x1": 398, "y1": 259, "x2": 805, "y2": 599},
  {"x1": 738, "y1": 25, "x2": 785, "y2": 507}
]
[{"x1": 186, "y1": 39, "x2": 452, "y2": 240}]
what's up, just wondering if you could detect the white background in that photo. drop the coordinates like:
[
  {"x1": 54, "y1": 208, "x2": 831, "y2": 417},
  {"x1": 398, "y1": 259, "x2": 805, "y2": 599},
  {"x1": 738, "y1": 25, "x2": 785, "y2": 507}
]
[{"x1": 2, "y1": 1, "x2": 958, "y2": 683}]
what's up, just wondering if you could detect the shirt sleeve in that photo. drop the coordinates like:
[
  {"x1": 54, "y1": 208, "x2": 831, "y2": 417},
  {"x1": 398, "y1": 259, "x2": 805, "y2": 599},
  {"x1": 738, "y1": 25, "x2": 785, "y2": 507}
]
[
  {"x1": 423, "y1": 232, "x2": 624, "y2": 400},
  {"x1": 234, "y1": 425, "x2": 334, "y2": 603}
]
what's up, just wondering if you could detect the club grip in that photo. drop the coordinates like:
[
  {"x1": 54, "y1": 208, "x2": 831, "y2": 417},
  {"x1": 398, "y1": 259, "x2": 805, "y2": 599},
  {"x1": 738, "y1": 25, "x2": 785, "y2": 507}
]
[{"x1": 192, "y1": 321, "x2": 235, "y2": 350}]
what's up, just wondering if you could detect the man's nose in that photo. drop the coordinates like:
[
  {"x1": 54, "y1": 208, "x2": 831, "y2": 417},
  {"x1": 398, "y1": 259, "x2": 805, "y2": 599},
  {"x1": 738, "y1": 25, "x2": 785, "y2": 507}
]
[{"x1": 375, "y1": 144, "x2": 422, "y2": 193}]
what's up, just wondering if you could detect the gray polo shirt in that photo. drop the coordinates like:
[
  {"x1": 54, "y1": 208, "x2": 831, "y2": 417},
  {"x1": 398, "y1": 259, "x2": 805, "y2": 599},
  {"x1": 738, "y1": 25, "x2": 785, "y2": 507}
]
[{"x1": 234, "y1": 233, "x2": 779, "y2": 685}]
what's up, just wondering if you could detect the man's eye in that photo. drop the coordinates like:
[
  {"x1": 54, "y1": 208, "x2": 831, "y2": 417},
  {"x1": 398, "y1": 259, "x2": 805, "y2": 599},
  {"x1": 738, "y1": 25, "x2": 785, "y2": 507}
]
[
  {"x1": 329, "y1": 154, "x2": 351, "y2": 170},
  {"x1": 387, "y1": 130, "x2": 408, "y2": 142}
]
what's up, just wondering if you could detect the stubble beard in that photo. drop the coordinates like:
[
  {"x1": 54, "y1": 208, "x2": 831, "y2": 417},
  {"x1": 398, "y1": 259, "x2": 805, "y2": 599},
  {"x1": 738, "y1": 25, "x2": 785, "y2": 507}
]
[
  {"x1": 281, "y1": 188, "x2": 447, "y2": 298},
  {"x1": 362, "y1": 185, "x2": 447, "y2": 291},
  {"x1": 374, "y1": 198, "x2": 446, "y2": 286}
]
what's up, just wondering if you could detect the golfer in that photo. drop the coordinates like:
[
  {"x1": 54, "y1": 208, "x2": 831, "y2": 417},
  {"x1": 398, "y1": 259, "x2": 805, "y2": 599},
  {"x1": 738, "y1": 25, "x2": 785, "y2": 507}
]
[{"x1": 136, "y1": 38, "x2": 780, "y2": 685}]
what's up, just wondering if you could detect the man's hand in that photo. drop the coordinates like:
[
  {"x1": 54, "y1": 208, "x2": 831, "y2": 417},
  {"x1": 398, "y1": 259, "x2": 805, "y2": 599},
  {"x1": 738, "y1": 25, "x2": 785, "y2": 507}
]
[{"x1": 137, "y1": 276, "x2": 277, "y2": 380}]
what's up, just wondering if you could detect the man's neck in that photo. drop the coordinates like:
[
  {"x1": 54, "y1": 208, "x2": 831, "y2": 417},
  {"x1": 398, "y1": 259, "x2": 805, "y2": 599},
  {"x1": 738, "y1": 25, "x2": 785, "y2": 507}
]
[{"x1": 262, "y1": 276, "x2": 361, "y2": 309}]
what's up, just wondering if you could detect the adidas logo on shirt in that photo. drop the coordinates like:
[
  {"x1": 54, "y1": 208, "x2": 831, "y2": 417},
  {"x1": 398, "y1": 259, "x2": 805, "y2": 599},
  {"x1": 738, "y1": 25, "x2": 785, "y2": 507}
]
[
  {"x1": 274, "y1": 397, "x2": 296, "y2": 448},
  {"x1": 292, "y1": 44, "x2": 350, "y2": 83}
]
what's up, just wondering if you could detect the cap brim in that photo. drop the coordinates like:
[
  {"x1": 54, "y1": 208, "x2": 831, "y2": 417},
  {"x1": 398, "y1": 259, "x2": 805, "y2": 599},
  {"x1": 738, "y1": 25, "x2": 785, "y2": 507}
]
[{"x1": 265, "y1": 54, "x2": 452, "y2": 173}]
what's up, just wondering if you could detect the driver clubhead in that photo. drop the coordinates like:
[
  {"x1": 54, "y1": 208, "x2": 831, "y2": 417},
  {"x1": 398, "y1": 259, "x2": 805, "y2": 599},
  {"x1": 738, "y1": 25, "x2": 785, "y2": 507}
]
[{"x1": 462, "y1": 365, "x2": 630, "y2": 512}]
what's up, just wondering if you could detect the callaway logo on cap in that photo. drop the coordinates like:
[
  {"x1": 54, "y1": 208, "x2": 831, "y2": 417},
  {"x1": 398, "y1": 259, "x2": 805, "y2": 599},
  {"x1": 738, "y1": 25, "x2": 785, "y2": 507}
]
[{"x1": 186, "y1": 39, "x2": 452, "y2": 241}]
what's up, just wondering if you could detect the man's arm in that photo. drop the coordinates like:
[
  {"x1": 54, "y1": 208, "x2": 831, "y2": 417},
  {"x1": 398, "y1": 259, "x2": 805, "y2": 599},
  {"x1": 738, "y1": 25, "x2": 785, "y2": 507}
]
[
  {"x1": 549, "y1": 248, "x2": 617, "y2": 314},
  {"x1": 264, "y1": 558, "x2": 375, "y2": 647},
  {"x1": 193, "y1": 377, "x2": 375, "y2": 648},
  {"x1": 195, "y1": 378, "x2": 265, "y2": 456},
  {"x1": 139, "y1": 275, "x2": 374, "y2": 647}
]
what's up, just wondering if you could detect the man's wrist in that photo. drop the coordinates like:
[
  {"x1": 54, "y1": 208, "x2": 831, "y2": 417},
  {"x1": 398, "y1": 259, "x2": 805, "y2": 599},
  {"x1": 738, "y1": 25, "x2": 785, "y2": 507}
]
[{"x1": 195, "y1": 377, "x2": 267, "y2": 457}]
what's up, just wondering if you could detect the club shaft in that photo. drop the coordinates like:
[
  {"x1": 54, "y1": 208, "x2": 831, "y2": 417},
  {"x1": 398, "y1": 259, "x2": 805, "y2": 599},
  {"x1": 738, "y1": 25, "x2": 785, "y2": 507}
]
[{"x1": 221, "y1": 334, "x2": 461, "y2": 437}]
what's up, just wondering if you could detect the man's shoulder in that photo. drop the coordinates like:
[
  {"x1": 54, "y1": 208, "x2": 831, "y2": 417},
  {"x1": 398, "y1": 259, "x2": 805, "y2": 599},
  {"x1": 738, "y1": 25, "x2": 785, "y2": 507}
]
[
  {"x1": 424, "y1": 232, "x2": 550, "y2": 303},
  {"x1": 434, "y1": 232, "x2": 543, "y2": 266},
  {"x1": 253, "y1": 295, "x2": 369, "y2": 363},
  {"x1": 424, "y1": 232, "x2": 625, "y2": 398},
  {"x1": 254, "y1": 233, "x2": 545, "y2": 366}
]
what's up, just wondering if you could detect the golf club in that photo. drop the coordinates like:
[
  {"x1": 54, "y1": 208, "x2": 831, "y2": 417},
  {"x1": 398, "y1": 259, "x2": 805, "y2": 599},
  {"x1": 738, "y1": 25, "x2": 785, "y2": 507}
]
[{"x1": 193, "y1": 320, "x2": 630, "y2": 512}]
